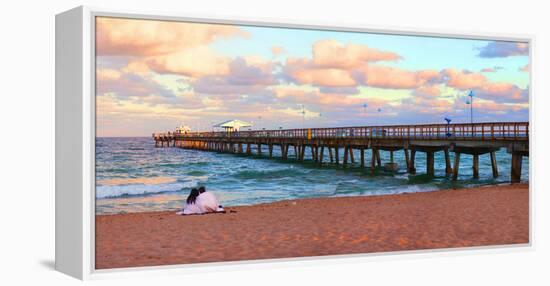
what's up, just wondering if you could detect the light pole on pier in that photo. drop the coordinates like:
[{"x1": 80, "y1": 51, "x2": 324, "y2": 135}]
[
  {"x1": 445, "y1": 117, "x2": 452, "y2": 137},
  {"x1": 466, "y1": 90, "x2": 474, "y2": 124},
  {"x1": 363, "y1": 103, "x2": 368, "y2": 124},
  {"x1": 300, "y1": 104, "x2": 306, "y2": 129}
]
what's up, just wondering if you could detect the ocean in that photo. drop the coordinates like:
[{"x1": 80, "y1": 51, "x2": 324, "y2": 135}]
[{"x1": 95, "y1": 137, "x2": 529, "y2": 214}]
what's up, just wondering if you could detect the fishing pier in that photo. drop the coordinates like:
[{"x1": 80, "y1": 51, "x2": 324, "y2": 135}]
[{"x1": 153, "y1": 122, "x2": 529, "y2": 183}]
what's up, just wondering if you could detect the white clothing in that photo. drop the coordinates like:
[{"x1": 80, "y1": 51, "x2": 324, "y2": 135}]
[
  {"x1": 196, "y1": 192, "x2": 223, "y2": 213},
  {"x1": 177, "y1": 202, "x2": 202, "y2": 215}
]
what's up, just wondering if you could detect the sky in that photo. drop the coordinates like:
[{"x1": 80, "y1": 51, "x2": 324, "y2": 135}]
[{"x1": 95, "y1": 17, "x2": 530, "y2": 137}]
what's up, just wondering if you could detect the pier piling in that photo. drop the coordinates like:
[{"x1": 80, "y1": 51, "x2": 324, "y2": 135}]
[
  {"x1": 444, "y1": 148, "x2": 453, "y2": 175},
  {"x1": 490, "y1": 151, "x2": 499, "y2": 178},
  {"x1": 426, "y1": 152, "x2": 435, "y2": 176},
  {"x1": 360, "y1": 148, "x2": 365, "y2": 167},
  {"x1": 409, "y1": 149, "x2": 417, "y2": 174},
  {"x1": 343, "y1": 146, "x2": 349, "y2": 165},
  {"x1": 453, "y1": 152, "x2": 461, "y2": 181},
  {"x1": 511, "y1": 153, "x2": 523, "y2": 183},
  {"x1": 473, "y1": 154, "x2": 479, "y2": 179}
]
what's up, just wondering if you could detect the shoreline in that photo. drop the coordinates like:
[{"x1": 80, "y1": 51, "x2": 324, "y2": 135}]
[
  {"x1": 96, "y1": 181, "x2": 527, "y2": 215},
  {"x1": 95, "y1": 183, "x2": 529, "y2": 269}
]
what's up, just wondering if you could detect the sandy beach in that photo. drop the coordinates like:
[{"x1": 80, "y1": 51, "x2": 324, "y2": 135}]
[{"x1": 95, "y1": 183, "x2": 529, "y2": 269}]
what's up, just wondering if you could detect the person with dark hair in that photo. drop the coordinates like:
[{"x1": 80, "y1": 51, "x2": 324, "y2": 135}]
[
  {"x1": 176, "y1": 188, "x2": 202, "y2": 215},
  {"x1": 196, "y1": 186, "x2": 224, "y2": 213}
]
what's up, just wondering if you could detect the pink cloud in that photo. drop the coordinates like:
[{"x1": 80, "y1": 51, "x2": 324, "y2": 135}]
[
  {"x1": 272, "y1": 86, "x2": 387, "y2": 108},
  {"x1": 122, "y1": 61, "x2": 150, "y2": 75},
  {"x1": 475, "y1": 82, "x2": 527, "y2": 103},
  {"x1": 400, "y1": 96, "x2": 453, "y2": 115},
  {"x1": 96, "y1": 68, "x2": 176, "y2": 99},
  {"x1": 360, "y1": 65, "x2": 440, "y2": 89},
  {"x1": 452, "y1": 98, "x2": 525, "y2": 114},
  {"x1": 96, "y1": 17, "x2": 248, "y2": 56},
  {"x1": 96, "y1": 68, "x2": 122, "y2": 81},
  {"x1": 271, "y1": 46, "x2": 286, "y2": 57},
  {"x1": 440, "y1": 68, "x2": 528, "y2": 103},
  {"x1": 312, "y1": 39, "x2": 402, "y2": 69},
  {"x1": 442, "y1": 68, "x2": 487, "y2": 89},
  {"x1": 147, "y1": 46, "x2": 232, "y2": 77},
  {"x1": 284, "y1": 58, "x2": 357, "y2": 87},
  {"x1": 189, "y1": 57, "x2": 277, "y2": 96},
  {"x1": 282, "y1": 39, "x2": 404, "y2": 88},
  {"x1": 413, "y1": 85, "x2": 441, "y2": 97}
]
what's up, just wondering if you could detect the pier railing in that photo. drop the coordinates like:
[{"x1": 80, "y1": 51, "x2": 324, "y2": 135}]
[{"x1": 156, "y1": 122, "x2": 528, "y2": 141}]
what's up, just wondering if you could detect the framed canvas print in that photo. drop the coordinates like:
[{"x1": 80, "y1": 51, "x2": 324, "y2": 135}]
[{"x1": 55, "y1": 6, "x2": 532, "y2": 280}]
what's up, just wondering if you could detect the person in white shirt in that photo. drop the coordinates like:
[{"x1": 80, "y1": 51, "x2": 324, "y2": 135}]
[
  {"x1": 176, "y1": 188, "x2": 202, "y2": 215},
  {"x1": 196, "y1": 186, "x2": 224, "y2": 213}
]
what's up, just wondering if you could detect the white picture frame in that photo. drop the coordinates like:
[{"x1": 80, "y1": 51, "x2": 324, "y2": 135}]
[{"x1": 55, "y1": 6, "x2": 533, "y2": 280}]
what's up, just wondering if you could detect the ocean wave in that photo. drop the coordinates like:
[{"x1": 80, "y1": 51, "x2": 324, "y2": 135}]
[
  {"x1": 234, "y1": 168, "x2": 301, "y2": 180},
  {"x1": 376, "y1": 184, "x2": 439, "y2": 196},
  {"x1": 186, "y1": 170, "x2": 208, "y2": 176},
  {"x1": 97, "y1": 176, "x2": 177, "y2": 186},
  {"x1": 96, "y1": 179, "x2": 201, "y2": 199},
  {"x1": 158, "y1": 161, "x2": 214, "y2": 168}
]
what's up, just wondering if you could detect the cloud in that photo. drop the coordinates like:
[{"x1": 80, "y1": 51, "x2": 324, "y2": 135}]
[
  {"x1": 97, "y1": 68, "x2": 122, "y2": 81},
  {"x1": 97, "y1": 68, "x2": 176, "y2": 99},
  {"x1": 147, "y1": 46, "x2": 232, "y2": 77},
  {"x1": 401, "y1": 96, "x2": 453, "y2": 114},
  {"x1": 319, "y1": 86, "x2": 360, "y2": 95},
  {"x1": 94, "y1": 20, "x2": 529, "y2": 135},
  {"x1": 225, "y1": 57, "x2": 277, "y2": 85},
  {"x1": 477, "y1": 41, "x2": 529, "y2": 58},
  {"x1": 452, "y1": 97, "x2": 527, "y2": 117},
  {"x1": 283, "y1": 41, "x2": 435, "y2": 90},
  {"x1": 122, "y1": 61, "x2": 150, "y2": 75},
  {"x1": 271, "y1": 85, "x2": 387, "y2": 110},
  {"x1": 480, "y1": 66, "x2": 503, "y2": 73},
  {"x1": 190, "y1": 57, "x2": 277, "y2": 95},
  {"x1": 284, "y1": 58, "x2": 357, "y2": 87},
  {"x1": 312, "y1": 39, "x2": 401, "y2": 69},
  {"x1": 271, "y1": 46, "x2": 286, "y2": 57},
  {"x1": 441, "y1": 68, "x2": 487, "y2": 90},
  {"x1": 97, "y1": 17, "x2": 252, "y2": 79},
  {"x1": 282, "y1": 39, "x2": 403, "y2": 88},
  {"x1": 192, "y1": 76, "x2": 274, "y2": 96},
  {"x1": 359, "y1": 66, "x2": 441, "y2": 89},
  {"x1": 96, "y1": 17, "x2": 248, "y2": 56},
  {"x1": 440, "y1": 68, "x2": 528, "y2": 103},
  {"x1": 474, "y1": 83, "x2": 528, "y2": 103},
  {"x1": 412, "y1": 85, "x2": 441, "y2": 97}
]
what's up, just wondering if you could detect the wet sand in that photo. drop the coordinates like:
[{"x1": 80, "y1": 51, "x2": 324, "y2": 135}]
[{"x1": 95, "y1": 184, "x2": 529, "y2": 269}]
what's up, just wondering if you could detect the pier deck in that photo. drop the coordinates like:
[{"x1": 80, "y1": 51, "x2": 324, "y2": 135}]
[{"x1": 153, "y1": 122, "x2": 529, "y2": 182}]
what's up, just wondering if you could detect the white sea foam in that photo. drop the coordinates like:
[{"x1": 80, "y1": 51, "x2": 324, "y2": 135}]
[
  {"x1": 97, "y1": 176, "x2": 177, "y2": 186},
  {"x1": 375, "y1": 184, "x2": 439, "y2": 196},
  {"x1": 96, "y1": 180, "x2": 200, "y2": 199}
]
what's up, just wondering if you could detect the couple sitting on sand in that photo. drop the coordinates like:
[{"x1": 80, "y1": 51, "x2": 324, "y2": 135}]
[{"x1": 176, "y1": 186, "x2": 224, "y2": 215}]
